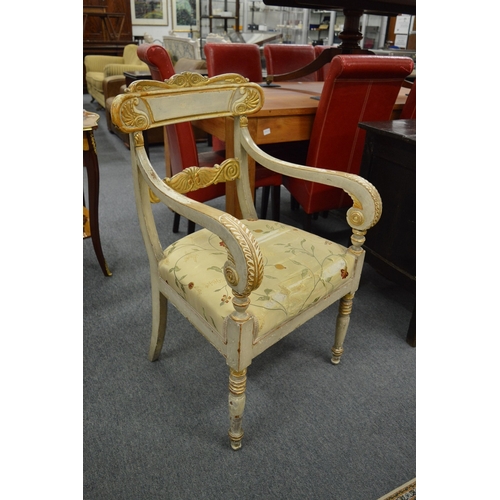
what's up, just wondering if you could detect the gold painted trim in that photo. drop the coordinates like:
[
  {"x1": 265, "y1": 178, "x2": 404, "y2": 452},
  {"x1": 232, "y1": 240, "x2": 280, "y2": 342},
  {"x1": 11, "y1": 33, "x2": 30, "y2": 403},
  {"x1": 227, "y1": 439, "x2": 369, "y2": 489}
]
[
  {"x1": 149, "y1": 158, "x2": 240, "y2": 203},
  {"x1": 219, "y1": 215, "x2": 264, "y2": 297}
]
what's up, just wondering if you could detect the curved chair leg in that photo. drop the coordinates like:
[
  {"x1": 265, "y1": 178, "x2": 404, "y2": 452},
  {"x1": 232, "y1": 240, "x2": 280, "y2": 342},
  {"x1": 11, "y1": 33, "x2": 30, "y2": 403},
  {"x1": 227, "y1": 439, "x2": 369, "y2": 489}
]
[
  {"x1": 228, "y1": 367, "x2": 247, "y2": 450},
  {"x1": 148, "y1": 286, "x2": 168, "y2": 361},
  {"x1": 331, "y1": 292, "x2": 354, "y2": 365}
]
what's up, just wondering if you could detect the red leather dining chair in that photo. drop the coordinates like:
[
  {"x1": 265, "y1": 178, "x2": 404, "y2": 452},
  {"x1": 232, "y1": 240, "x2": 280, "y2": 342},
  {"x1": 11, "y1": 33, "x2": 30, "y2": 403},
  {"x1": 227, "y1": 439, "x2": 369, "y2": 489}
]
[
  {"x1": 314, "y1": 45, "x2": 334, "y2": 81},
  {"x1": 203, "y1": 43, "x2": 262, "y2": 156},
  {"x1": 264, "y1": 44, "x2": 319, "y2": 82},
  {"x1": 204, "y1": 43, "x2": 263, "y2": 82},
  {"x1": 283, "y1": 55, "x2": 415, "y2": 231},
  {"x1": 400, "y1": 80, "x2": 416, "y2": 119},
  {"x1": 203, "y1": 42, "x2": 282, "y2": 221},
  {"x1": 203, "y1": 43, "x2": 261, "y2": 151},
  {"x1": 138, "y1": 43, "x2": 226, "y2": 234}
]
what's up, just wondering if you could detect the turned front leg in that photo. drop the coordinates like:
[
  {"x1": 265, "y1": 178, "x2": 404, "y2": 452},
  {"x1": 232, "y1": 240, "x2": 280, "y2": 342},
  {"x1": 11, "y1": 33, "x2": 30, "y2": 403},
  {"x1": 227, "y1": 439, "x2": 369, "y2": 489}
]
[
  {"x1": 228, "y1": 368, "x2": 247, "y2": 450},
  {"x1": 331, "y1": 292, "x2": 354, "y2": 365}
]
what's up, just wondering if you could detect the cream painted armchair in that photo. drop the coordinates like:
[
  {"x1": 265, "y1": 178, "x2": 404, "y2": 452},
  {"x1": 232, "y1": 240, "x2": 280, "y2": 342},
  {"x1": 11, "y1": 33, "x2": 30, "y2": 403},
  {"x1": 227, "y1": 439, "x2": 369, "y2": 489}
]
[
  {"x1": 111, "y1": 72, "x2": 382, "y2": 450},
  {"x1": 84, "y1": 44, "x2": 149, "y2": 107}
]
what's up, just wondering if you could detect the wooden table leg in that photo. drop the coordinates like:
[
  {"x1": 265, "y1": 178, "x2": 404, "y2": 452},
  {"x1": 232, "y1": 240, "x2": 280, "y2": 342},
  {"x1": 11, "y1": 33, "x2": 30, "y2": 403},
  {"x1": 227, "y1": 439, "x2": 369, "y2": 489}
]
[{"x1": 84, "y1": 130, "x2": 112, "y2": 276}]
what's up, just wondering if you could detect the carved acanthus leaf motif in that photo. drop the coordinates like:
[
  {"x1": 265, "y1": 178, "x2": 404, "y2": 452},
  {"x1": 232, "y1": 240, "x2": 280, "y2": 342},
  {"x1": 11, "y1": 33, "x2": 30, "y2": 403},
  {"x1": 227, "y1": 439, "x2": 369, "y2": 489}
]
[
  {"x1": 219, "y1": 215, "x2": 264, "y2": 297},
  {"x1": 164, "y1": 72, "x2": 209, "y2": 87},
  {"x1": 149, "y1": 159, "x2": 240, "y2": 203},
  {"x1": 165, "y1": 159, "x2": 239, "y2": 194},
  {"x1": 119, "y1": 98, "x2": 150, "y2": 131},
  {"x1": 232, "y1": 88, "x2": 262, "y2": 115}
]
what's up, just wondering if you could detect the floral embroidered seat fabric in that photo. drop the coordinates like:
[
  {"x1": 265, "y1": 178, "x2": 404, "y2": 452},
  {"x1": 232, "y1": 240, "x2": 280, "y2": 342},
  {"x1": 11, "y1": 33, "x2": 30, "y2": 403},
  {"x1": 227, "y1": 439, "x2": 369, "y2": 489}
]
[{"x1": 158, "y1": 220, "x2": 356, "y2": 343}]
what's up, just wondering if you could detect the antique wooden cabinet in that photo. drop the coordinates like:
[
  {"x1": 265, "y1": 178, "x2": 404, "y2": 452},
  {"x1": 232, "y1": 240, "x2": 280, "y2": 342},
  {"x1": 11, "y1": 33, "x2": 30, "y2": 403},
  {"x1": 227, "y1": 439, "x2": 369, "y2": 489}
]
[{"x1": 83, "y1": 0, "x2": 135, "y2": 91}]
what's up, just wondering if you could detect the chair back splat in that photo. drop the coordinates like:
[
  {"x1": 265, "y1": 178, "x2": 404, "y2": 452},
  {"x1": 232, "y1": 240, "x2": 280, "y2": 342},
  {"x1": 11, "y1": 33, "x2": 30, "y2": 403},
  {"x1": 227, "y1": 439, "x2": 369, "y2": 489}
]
[
  {"x1": 111, "y1": 68, "x2": 383, "y2": 450},
  {"x1": 284, "y1": 55, "x2": 414, "y2": 222},
  {"x1": 137, "y1": 43, "x2": 225, "y2": 233}
]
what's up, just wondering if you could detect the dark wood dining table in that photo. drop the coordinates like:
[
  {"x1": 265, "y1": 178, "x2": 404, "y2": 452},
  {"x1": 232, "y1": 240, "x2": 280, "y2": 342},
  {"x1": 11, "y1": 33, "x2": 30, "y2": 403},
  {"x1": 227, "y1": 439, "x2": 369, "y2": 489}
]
[{"x1": 193, "y1": 81, "x2": 409, "y2": 218}]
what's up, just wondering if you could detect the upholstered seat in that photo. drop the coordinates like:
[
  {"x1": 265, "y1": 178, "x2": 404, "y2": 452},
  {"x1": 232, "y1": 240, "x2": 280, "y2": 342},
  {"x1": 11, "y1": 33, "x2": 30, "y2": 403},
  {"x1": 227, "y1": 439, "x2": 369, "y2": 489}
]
[{"x1": 158, "y1": 219, "x2": 356, "y2": 343}]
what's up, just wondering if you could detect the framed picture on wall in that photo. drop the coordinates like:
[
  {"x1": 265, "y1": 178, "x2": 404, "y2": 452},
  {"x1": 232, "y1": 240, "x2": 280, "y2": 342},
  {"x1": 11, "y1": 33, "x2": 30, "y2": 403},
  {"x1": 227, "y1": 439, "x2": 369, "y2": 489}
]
[
  {"x1": 131, "y1": 0, "x2": 169, "y2": 25},
  {"x1": 172, "y1": 0, "x2": 199, "y2": 32}
]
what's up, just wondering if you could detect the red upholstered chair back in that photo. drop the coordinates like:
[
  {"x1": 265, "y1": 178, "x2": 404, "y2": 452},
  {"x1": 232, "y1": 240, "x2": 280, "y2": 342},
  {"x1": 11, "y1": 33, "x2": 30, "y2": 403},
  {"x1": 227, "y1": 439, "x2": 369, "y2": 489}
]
[
  {"x1": 204, "y1": 43, "x2": 263, "y2": 82},
  {"x1": 313, "y1": 45, "x2": 334, "y2": 81},
  {"x1": 264, "y1": 44, "x2": 318, "y2": 82},
  {"x1": 400, "y1": 80, "x2": 416, "y2": 119},
  {"x1": 286, "y1": 55, "x2": 414, "y2": 214}
]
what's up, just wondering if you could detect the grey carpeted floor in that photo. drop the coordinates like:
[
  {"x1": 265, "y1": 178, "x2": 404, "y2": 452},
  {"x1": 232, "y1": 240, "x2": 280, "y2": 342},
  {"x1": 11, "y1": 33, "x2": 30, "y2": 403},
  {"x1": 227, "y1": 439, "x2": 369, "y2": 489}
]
[{"x1": 83, "y1": 93, "x2": 416, "y2": 500}]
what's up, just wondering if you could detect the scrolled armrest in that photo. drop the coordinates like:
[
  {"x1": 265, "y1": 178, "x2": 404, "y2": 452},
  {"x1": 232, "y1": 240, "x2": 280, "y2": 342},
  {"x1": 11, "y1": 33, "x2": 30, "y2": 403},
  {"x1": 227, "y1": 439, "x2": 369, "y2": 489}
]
[
  {"x1": 134, "y1": 139, "x2": 264, "y2": 300},
  {"x1": 239, "y1": 126, "x2": 382, "y2": 232}
]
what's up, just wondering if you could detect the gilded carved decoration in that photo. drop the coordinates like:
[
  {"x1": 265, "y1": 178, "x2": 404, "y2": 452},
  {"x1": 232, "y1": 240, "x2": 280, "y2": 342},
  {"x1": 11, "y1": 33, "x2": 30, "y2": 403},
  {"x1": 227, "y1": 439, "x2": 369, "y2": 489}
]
[
  {"x1": 113, "y1": 73, "x2": 264, "y2": 135},
  {"x1": 219, "y1": 215, "x2": 264, "y2": 298},
  {"x1": 118, "y1": 97, "x2": 150, "y2": 131},
  {"x1": 148, "y1": 159, "x2": 240, "y2": 203}
]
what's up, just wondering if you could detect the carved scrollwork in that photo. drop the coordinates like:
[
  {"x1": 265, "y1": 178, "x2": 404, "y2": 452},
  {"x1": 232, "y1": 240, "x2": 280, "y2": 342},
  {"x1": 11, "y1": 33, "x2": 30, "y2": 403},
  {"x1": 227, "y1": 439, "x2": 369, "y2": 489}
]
[
  {"x1": 223, "y1": 264, "x2": 239, "y2": 288},
  {"x1": 232, "y1": 88, "x2": 262, "y2": 115},
  {"x1": 118, "y1": 97, "x2": 150, "y2": 131},
  {"x1": 133, "y1": 132, "x2": 144, "y2": 148},
  {"x1": 347, "y1": 209, "x2": 365, "y2": 227},
  {"x1": 337, "y1": 172, "x2": 382, "y2": 228},
  {"x1": 219, "y1": 215, "x2": 264, "y2": 297},
  {"x1": 164, "y1": 72, "x2": 210, "y2": 87},
  {"x1": 148, "y1": 159, "x2": 240, "y2": 203}
]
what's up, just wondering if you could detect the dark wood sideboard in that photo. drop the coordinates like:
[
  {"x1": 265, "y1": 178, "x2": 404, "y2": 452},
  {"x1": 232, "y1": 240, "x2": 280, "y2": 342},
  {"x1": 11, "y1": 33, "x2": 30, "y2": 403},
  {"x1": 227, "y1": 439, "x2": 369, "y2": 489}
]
[
  {"x1": 358, "y1": 119, "x2": 416, "y2": 346},
  {"x1": 83, "y1": 0, "x2": 135, "y2": 92}
]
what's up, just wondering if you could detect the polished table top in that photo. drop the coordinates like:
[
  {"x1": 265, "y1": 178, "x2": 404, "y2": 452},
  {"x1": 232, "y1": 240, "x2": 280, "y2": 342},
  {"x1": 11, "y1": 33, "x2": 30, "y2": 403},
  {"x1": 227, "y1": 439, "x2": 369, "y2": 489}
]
[{"x1": 195, "y1": 81, "x2": 408, "y2": 144}]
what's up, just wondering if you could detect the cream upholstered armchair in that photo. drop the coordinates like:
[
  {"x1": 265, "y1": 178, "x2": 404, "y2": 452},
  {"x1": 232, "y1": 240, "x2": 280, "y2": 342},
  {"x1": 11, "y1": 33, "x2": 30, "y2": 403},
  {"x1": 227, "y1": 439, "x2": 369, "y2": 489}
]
[
  {"x1": 111, "y1": 73, "x2": 382, "y2": 450},
  {"x1": 84, "y1": 44, "x2": 149, "y2": 107}
]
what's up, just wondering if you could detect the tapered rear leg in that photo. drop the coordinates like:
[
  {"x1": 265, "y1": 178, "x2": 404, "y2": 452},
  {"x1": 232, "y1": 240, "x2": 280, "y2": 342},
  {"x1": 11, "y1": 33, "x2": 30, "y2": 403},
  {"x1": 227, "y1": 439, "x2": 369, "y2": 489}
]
[
  {"x1": 228, "y1": 368, "x2": 247, "y2": 450},
  {"x1": 148, "y1": 285, "x2": 168, "y2": 361},
  {"x1": 331, "y1": 292, "x2": 354, "y2": 365}
]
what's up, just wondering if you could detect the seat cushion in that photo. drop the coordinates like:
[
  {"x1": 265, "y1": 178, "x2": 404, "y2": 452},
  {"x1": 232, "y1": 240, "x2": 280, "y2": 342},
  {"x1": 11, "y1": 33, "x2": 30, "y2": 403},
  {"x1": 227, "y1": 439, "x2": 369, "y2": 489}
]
[{"x1": 158, "y1": 219, "x2": 355, "y2": 341}]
